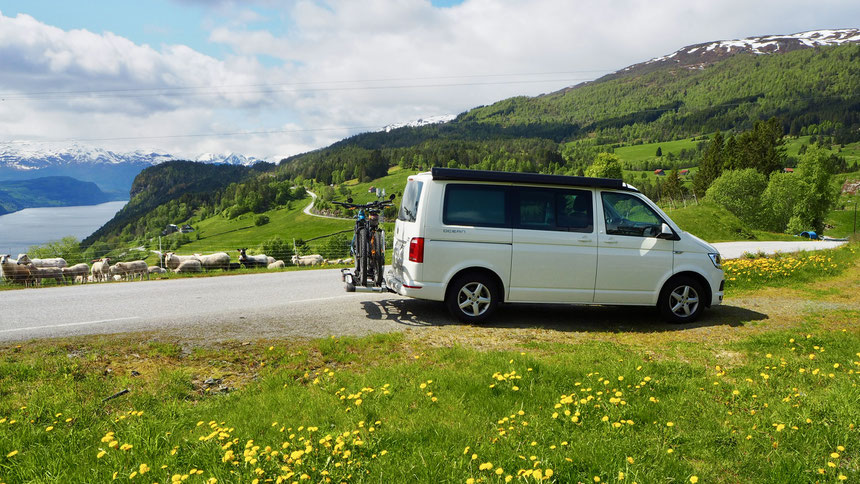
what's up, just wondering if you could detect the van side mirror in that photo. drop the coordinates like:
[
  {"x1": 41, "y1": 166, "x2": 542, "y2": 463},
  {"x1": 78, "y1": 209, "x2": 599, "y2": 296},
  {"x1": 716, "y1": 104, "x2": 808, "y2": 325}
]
[{"x1": 656, "y1": 223, "x2": 676, "y2": 240}]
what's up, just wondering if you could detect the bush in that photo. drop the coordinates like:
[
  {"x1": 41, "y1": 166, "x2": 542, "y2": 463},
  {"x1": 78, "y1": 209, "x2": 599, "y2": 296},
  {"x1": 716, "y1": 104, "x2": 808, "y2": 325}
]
[
  {"x1": 706, "y1": 169, "x2": 767, "y2": 227},
  {"x1": 255, "y1": 215, "x2": 270, "y2": 226},
  {"x1": 585, "y1": 153, "x2": 623, "y2": 179},
  {"x1": 259, "y1": 236, "x2": 291, "y2": 263}
]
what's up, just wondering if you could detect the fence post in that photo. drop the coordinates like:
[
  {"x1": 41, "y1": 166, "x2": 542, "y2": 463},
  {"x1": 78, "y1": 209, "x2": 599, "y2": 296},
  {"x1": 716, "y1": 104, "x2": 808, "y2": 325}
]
[{"x1": 159, "y1": 236, "x2": 163, "y2": 268}]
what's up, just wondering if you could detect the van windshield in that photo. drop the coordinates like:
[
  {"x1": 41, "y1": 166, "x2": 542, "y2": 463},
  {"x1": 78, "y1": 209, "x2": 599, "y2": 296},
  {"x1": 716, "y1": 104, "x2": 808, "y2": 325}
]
[{"x1": 398, "y1": 180, "x2": 423, "y2": 222}]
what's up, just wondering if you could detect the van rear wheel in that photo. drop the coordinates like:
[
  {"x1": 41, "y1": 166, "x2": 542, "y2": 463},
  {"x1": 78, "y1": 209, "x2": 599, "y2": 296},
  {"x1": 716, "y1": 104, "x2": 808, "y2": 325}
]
[
  {"x1": 659, "y1": 276, "x2": 704, "y2": 323},
  {"x1": 446, "y1": 273, "x2": 499, "y2": 324}
]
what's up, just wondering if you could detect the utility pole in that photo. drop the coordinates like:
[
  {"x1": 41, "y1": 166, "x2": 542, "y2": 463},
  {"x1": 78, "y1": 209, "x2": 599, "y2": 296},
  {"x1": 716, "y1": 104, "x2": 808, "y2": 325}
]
[{"x1": 854, "y1": 200, "x2": 857, "y2": 235}]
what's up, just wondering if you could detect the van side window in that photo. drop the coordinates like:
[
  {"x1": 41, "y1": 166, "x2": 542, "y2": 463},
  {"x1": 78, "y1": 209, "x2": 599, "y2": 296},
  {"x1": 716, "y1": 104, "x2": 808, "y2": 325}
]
[
  {"x1": 516, "y1": 188, "x2": 592, "y2": 233},
  {"x1": 443, "y1": 184, "x2": 509, "y2": 227},
  {"x1": 398, "y1": 180, "x2": 423, "y2": 223},
  {"x1": 601, "y1": 192, "x2": 664, "y2": 237}
]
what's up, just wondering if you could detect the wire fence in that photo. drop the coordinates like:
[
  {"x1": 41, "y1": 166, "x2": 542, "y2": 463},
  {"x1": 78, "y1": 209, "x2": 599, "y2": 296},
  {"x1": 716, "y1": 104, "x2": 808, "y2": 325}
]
[{"x1": 2, "y1": 228, "x2": 397, "y2": 272}]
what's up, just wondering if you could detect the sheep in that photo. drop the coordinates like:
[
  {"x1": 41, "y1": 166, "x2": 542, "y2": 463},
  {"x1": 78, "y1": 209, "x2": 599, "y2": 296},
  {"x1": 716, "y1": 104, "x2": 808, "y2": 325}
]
[
  {"x1": 91, "y1": 258, "x2": 111, "y2": 282},
  {"x1": 227, "y1": 262, "x2": 242, "y2": 271},
  {"x1": 193, "y1": 252, "x2": 231, "y2": 270},
  {"x1": 148, "y1": 266, "x2": 167, "y2": 275},
  {"x1": 267, "y1": 256, "x2": 276, "y2": 265},
  {"x1": 62, "y1": 263, "x2": 90, "y2": 284},
  {"x1": 237, "y1": 248, "x2": 269, "y2": 268},
  {"x1": 17, "y1": 254, "x2": 68, "y2": 268},
  {"x1": 163, "y1": 252, "x2": 198, "y2": 270},
  {"x1": 290, "y1": 254, "x2": 324, "y2": 266},
  {"x1": 268, "y1": 260, "x2": 285, "y2": 269},
  {"x1": 32, "y1": 266, "x2": 64, "y2": 285},
  {"x1": 114, "y1": 260, "x2": 149, "y2": 281},
  {"x1": 175, "y1": 259, "x2": 202, "y2": 273},
  {"x1": 109, "y1": 264, "x2": 127, "y2": 280},
  {"x1": 1, "y1": 254, "x2": 33, "y2": 286}
]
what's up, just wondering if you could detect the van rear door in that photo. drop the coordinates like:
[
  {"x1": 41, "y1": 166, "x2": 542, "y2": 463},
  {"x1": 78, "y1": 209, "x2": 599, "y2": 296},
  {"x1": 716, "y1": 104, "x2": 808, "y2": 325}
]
[{"x1": 391, "y1": 178, "x2": 424, "y2": 283}]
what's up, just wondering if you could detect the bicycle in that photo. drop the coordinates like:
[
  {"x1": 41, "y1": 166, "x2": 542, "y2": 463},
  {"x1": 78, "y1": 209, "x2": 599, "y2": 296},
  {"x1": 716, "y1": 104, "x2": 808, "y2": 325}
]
[{"x1": 332, "y1": 194, "x2": 395, "y2": 288}]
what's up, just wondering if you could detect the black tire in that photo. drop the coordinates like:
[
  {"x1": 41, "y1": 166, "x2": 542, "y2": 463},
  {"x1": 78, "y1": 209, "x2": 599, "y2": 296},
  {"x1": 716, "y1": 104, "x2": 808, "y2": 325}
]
[
  {"x1": 371, "y1": 233, "x2": 384, "y2": 286},
  {"x1": 658, "y1": 276, "x2": 705, "y2": 323},
  {"x1": 445, "y1": 272, "x2": 500, "y2": 324},
  {"x1": 357, "y1": 227, "x2": 368, "y2": 287}
]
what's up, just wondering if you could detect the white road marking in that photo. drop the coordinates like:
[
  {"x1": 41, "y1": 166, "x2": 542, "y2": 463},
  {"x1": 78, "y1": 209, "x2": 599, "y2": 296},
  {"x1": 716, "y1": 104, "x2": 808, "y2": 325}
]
[{"x1": 0, "y1": 316, "x2": 142, "y2": 334}]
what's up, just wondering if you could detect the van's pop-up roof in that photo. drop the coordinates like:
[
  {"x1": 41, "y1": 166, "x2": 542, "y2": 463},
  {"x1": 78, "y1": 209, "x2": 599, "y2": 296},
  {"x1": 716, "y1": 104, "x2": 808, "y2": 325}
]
[{"x1": 429, "y1": 167, "x2": 638, "y2": 192}]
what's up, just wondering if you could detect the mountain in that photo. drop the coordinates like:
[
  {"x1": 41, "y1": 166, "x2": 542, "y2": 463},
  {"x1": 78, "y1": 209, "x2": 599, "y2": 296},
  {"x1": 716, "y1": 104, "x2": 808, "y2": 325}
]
[
  {"x1": 0, "y1": 176, "x2": 116, "y2": 215},
  {"x1": 0, "y1": 143, "x2": 265, "y2": 196},
  {"x1": 276, "y1": 28, "x2": 860, "y2": 184},
  {"x1": 81, "y1": 160, "x2": 274, "y2": 246},
  {"x1": 382, "y1": 115, "x2": 457, "y2": 132},
  {"x1": 194, "y1": 152, "x2": 266, "y2": 166}
]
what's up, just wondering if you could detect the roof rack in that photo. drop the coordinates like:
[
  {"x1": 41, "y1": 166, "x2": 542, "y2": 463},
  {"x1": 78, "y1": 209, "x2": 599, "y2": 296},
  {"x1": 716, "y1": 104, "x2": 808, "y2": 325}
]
[{"x1": 430, "y1": 167, "x2": 637, "y2": 192}]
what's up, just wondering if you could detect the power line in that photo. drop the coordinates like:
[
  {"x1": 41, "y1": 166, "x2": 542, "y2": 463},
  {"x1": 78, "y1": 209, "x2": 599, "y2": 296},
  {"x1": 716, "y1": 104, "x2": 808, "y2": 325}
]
[
  {"x1": 0, "y1": 70, "x2": 614, "y2": 98},
  {"x1": 0, "y1": 77, "x2": 601, "y2": 101}
]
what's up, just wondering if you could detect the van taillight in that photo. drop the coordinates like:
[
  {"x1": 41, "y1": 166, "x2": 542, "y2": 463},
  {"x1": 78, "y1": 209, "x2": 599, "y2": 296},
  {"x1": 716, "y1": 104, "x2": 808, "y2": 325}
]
[{"x1": 409, "y1": 237, "x2": 424, "y2": 263}]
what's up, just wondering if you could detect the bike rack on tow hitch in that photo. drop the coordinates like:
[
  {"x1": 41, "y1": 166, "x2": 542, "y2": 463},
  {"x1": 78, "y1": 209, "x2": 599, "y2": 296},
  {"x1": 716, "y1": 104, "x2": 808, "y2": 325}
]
[{"x1": 341, "y1": 268, "x2": 390, "y2": 293}]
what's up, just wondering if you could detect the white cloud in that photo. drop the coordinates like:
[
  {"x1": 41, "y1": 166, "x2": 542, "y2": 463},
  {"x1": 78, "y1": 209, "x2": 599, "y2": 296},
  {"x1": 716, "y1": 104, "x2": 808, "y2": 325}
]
[{"x1": 1, "y1": 1, "x2": 860, "y2": 160}]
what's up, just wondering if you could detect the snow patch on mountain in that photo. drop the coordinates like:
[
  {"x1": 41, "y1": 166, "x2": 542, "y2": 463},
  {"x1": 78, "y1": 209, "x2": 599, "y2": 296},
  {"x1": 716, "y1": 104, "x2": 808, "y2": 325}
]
[
  {"x1": 383, "y1": 114, "x2": 456, "y2": 132},
  {"x1": 631, "y1": 28, "x2": 860, "y2": 71}
]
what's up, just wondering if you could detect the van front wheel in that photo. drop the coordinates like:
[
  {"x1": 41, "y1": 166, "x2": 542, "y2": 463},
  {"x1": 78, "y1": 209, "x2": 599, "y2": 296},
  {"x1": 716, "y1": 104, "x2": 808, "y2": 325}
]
[
  {"x1": 446, "y1": 273, "x2": 499, "y2": 324},
  {"x1": 659, "y1": 276, "x2": 704, "y2": 323}
]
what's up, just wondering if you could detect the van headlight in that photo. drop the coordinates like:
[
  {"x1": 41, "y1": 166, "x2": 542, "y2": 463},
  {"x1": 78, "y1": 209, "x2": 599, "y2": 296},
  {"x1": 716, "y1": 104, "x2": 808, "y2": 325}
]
[{"x1": 708, "y1": 253, "x2": 722, "y2": 269}]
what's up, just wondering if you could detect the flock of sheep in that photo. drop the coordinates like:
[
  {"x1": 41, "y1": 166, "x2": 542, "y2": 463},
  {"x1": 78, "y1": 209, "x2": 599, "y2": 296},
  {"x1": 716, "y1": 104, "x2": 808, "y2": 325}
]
[{"x1": 0, "y1": 248, "x2": 352, "y2": 287}]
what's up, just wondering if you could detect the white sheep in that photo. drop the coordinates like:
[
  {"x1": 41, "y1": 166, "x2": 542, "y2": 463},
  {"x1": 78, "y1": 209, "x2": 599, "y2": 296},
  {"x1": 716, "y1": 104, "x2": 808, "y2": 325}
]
[
  {"x1": 115, "y1": 260, "x2": 149, "y2": 281},
  {"x1": 148, "y1": 266, "x2": 167, "y2": 275},
  {"x1": 91, "y1": 258, "x2": 111, "y2": 282},
  {"x1": 193, "y1": 252, "x2": 231, "y2": 270},
  {"x1": 290, "y1": 254, "x2": 324, "y2": 266},
  {"x1": 31, "y1": 266, "x2": 64, "y2": 285},
  {"x1": 175, "y1": 259, "x2": 202, "y2": 273},
  {"x1": 17, "y1": 254, "x2": 68, "y2": 268},
  {"x1": 164, "y1": 252, "x2": 198, "y2": 270},
  {"x1": 1, "y1": 254, "x2": 33, "y2": 286},
  {"x1": 267, "y1": 260, "x2": 285, "y2": 269},
  {"x1": 237, "y1": 248, "x2": 268, "y2": 268},
  {"x1": 62, "y1": 263, "x2": 90, "y2": 284}
]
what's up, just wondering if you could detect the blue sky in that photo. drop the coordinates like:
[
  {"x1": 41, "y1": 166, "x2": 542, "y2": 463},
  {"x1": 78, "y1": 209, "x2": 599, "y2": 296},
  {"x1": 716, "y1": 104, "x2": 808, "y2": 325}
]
[{"x1": 0, "y1": 0, "x2": 858, "y2": 160}]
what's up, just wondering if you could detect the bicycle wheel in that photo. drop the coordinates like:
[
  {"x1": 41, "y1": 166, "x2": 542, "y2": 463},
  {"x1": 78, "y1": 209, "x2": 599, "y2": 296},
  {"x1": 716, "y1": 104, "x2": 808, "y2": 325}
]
[
  {"x1": 371, "y1": 232, "x2": 383, "y2": 286},
  {"x1": 356, "y1": 227, "x2": 368, "y2": 287}
]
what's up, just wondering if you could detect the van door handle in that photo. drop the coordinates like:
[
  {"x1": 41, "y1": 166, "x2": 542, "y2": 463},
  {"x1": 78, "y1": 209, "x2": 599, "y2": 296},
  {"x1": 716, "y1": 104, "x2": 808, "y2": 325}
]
[
  {"x1": 604, "y1": 239, "x2": 618, "y2": 244},
  {"x1": 577, "y1": 237, "x2": 592, "y2": 243}
]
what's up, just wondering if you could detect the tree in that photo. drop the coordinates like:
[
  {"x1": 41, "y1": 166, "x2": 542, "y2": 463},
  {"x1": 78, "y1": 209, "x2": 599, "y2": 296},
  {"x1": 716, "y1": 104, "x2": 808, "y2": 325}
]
[
  {"x1": 260, "y1": 236, "x2": 291, "y2": 263},
  {"x1": 662, "y1": 168, "x2": 683, "y2": 204},
  {"x1": 585, "y1": 153, "x2": 623, "y2": 179},
  {"x1": 761, "y1": 172, "x2": 805, "y2": 232},
  {"x1": 655, "y1": 146, "x2": 662, "y2": 157},
  {"x1": 785, "y1": 146, "x2": 839, "y2": 233},
  {"x1": 692, "y1": 131, "x2": 724, "y2": 199},
  {"x1": 706, "y1": 169, "x2": 768, "y2": 226}
]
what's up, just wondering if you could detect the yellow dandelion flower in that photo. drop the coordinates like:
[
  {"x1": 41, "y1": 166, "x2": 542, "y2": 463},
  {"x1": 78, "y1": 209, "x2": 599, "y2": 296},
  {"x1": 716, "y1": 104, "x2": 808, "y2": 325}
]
[
  {"x1": 479, "y1": 462, "x2": 493, "y2": 471},
  {"x1": 690, "y1": 477, "x2": 698, "y2": 483},
  {"x1": 6, "y1": 450, "x2": 19, "y2": 458},
  {"x1": 627, "y1": 456, "x2": 634, "y2": 464},
  {"x1": 830, "y1": 452, "x2": 840, "y2": 459},
  {"x1": 45, "y1": 426, "x2": 54, "y2": 432},
  {"x1": 97, "y1": 450, "x2": 107, "y2": 458},
  {"x1": 466, "y1": 479, "x2": 475, "y2": 484},
  {"x1": 666, "y1": 422, "x2": 674, "y2": 427}
]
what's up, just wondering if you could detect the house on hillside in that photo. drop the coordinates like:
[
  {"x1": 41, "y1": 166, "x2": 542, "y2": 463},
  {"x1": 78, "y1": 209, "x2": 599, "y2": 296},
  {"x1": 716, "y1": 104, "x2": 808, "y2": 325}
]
[
  {"x1": 654, "y1": 169, "x2": 665, "y2": 176},
  {"x1": 180, "y1": 224, "x2": 195, "y2": 233},
  {"x1": 679, "y1": 169, "x2": 689, "y2": 176},
  {"x1": 783, "y1": 167, "x2": 794, "y2": 173},
  {"x1": 161, "y1": 224, "x2": 178, "y2": 236}
]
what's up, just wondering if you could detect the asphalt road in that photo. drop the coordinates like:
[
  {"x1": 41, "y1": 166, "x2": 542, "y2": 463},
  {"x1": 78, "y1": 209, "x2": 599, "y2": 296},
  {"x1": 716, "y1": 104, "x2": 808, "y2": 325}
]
[
  {"x1": 1, "y1": 269, "x2": 410, "y2": 343},
  {"x1": 1, "y1": 240, "x2": 848, "y2": 343}
]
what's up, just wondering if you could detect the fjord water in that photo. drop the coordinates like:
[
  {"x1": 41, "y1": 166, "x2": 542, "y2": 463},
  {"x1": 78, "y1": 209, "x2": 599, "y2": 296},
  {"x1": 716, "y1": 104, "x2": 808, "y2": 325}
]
[{"x1": 0, "y1": 201, "x2": 127, "y2": 256}]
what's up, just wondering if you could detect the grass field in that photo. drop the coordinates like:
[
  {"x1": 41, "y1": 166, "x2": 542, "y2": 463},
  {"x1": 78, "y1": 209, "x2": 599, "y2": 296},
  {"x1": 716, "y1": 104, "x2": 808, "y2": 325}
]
[
  {"x1": 613, "y1": 138, "x2": 703, "y2": 163},
  {"x1": 1, "y1": 242, "x2": 858, "y2": 483}
]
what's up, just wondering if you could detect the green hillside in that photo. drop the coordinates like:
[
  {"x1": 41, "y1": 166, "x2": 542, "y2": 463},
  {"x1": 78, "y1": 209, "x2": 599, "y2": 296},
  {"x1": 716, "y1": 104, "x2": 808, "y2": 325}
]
[{"x1": 0, "y1": 176, "x2": 115, "y2": 215}]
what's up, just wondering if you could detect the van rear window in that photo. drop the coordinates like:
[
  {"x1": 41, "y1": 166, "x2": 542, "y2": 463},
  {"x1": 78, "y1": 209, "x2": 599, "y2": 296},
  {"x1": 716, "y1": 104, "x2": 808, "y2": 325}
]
[
  {"x1": 398, "y1": 180, "x2": 423, "y2": 222},
  {"x1": 443, "y1": 184, "x2": 508, "y2": 227}
]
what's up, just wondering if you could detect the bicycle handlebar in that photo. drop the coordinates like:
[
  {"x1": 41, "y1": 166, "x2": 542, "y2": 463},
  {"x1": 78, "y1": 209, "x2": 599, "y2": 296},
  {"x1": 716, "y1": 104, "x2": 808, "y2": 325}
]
[{"x1": 332, "y1": 199, "x2": 394, "y2": 211}]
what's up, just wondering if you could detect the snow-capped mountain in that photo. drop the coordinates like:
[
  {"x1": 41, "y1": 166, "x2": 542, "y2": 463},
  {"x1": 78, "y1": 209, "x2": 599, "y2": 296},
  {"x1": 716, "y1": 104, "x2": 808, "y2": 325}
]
[
  {"x1": 627, "y1": 28, "x2": 860, "y2": 73},
  {"x1": 0, "y1": 142, "x2": 175, "y2": 170},
  {"x1": 0, "y1": 142, "x2": 264, "y2": 194},
  {"x1": 194, "y1": 152, "x2": 264, "y2": 166},
  {"x1": 383, "y1": 114, "x2": 457, "y2": 132}
]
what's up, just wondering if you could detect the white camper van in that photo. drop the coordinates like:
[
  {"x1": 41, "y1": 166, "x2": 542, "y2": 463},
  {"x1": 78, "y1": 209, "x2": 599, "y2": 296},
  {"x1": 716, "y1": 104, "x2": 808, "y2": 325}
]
[{"x1": 384, "y1": 168, "x2": 724, "y2": 323}]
